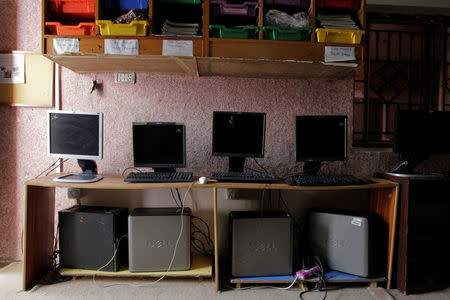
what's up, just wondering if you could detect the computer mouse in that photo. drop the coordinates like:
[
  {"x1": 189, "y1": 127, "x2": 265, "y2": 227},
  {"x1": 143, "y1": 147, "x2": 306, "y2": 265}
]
[{"x1": 199, "y1": 176, "x2": 208, "y2": 184}]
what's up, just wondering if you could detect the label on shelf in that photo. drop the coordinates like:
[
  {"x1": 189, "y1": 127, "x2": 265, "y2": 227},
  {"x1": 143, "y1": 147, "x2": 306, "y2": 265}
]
[
  {"x1": 324, "y1": 46, "x2": 355, "y2": 62},
  {"x1": 0, "y1": 53, "x2": 25, "y2": 84},
  {"x1": 53, "y1": 38, "x2": 79, "y2": 55},
  {"x1": 104, "y1": 39, "x2": 139, "y2": 55},
  {"x1": 162, "y1": 40, "x2": 193, "y2": 57}
]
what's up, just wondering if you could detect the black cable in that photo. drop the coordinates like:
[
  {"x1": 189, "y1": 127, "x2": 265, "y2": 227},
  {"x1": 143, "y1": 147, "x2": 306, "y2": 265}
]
[
  {"x1": 45, "y1": 158, "x2": 70, "y2": 176},
  {"x1": 176, "y1": 188, "x2": 183, "y2": 206},
  {"x1": 170, "y1": 189, "x2": 181, "y2": 207},
  {"x1": 278, "y1": 190, "x2": 293, "y2": 217},
  {"x1": 121, "y1": 166, "x2": 142, "y2": 178},
  {"x1": 35, "y1": 159, "x2": 60, "y2": 178},
  {"x1": 299, "y1": 257, "x2": 327, "y2": 300},
  {"x1": 243, "y1": 165, "x2": 264, "y2": 174},
  {"x1": 253, "y1": 158, "x2": 269, "y2": 174}
]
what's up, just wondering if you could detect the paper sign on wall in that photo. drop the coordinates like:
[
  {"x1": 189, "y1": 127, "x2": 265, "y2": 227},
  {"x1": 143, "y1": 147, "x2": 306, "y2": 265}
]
[
  {"x1": 0, "y1": 53, "x2": 25, "y2": 84},
  {"x1": 324, "y1": 47, "x2": 355, "y2": 62},
  {"x1": 104, "y1": 39, "x2": 139, "y2": 55},
  {"x1": 162, "y1": 40, "x2": 193, "y2": 56},
  {"x1": 53, "y1": 38, "x2": 79, "y2": 55}
]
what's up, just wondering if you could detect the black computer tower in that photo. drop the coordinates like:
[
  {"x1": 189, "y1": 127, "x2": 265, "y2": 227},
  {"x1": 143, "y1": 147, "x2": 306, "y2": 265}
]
[
  {"x1": 230, "y1": 211, "x2": 293, "y2": 277},
  {"x1": 58, "y1": 205, "x2": 128, "y2": 272}
]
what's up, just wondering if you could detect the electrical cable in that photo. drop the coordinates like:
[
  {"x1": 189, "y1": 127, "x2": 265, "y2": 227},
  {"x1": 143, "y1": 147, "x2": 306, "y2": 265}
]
[
  {"x1": 45, "y1": 158, "x2": 69, "y2": 176},
  {"x1": 35, "y1": 158, "x2": 69, "y2": 178},
  {"x1": 170, "y1": 189, "x2": 181, "y2": 207},
  {"x1": 121, "y1": 167, "x2": 142, "y2": 178},
  {"x1": 253, "y1": 158, "x2": 269, "y2": 174},
  {"x1": 96, "y1": 182, "x2": 196, "y2": 288},
  {"x1": 299, "y1": 256, "x2": 327, "y2": 300}
]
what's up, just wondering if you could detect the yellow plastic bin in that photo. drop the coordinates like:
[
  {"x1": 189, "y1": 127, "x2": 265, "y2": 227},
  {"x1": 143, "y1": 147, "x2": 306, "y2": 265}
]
[
  {"x1": 96, "y1": 20, "x2": 149, "y2": 36},
  {"x1": 315, "y1": 28, "x2": 364, "y2": 44}
]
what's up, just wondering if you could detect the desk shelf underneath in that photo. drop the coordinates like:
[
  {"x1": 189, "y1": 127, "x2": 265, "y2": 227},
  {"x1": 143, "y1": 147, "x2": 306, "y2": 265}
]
[{"x1": 60, "y1": 254, "x2": 212, "y2": 279}]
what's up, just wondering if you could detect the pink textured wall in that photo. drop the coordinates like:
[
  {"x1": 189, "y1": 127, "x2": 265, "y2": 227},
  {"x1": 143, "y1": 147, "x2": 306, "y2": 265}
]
[{"x1": 1, "y1": 1, "x2": 448, "y2": 262}]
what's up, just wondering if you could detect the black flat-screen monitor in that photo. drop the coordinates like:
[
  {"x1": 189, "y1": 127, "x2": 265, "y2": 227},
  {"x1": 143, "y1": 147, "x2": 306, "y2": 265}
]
[
  {"x1": 212, "y1": 111, "x2": 266, "y2": 172},
  {"x1": 392, "y1": 110, "x2": 450, "y2": 174},
  {"x1": 133, "y1": 122, "x2": 186, "y2": 172},
  {"x1": 48, "y1": 110, "x2": 103, "y2": 182},
  {"x1": 296, "y1": 115, "x2": 348, "y2": 174}
]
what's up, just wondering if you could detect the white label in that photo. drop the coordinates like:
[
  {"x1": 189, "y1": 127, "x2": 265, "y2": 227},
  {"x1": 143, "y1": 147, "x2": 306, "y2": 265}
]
[
  {"x1": 162, "y1": 40, "x2": 193, "y2": 56},
  {"x1": 351, "y1": 217, "x2": 363, "y2": 227},
  {"x1": 53, "y1": 38, "x2": 79, "y2": 55},
  {"x1": 0, "y1": 53, "x2": 25, "y2": 84},
  {"x1": 104, "y1": 39, "x2": 139, "y2": 55},
  {"x1": 324, "y1": 46, "x2": 355, "y2": 62}
]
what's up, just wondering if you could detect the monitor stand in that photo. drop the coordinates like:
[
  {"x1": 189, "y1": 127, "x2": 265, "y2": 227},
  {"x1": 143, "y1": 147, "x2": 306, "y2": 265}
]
[
  {"x1": 229, "y1": 157, "x2": 245, "y2": 173},
  {"x1": 53, "y1": 159, "x2": 103, "y2": 183},
  {"x1": 153, "y1": 168, "x2": 176, "y2": 173},
  {"x1": 303, "y1": 161, "x2": 322, "y2": 175}
]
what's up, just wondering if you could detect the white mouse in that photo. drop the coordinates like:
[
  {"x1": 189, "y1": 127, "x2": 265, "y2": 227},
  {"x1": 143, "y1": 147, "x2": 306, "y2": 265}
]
[{"x1": 199, "y1": 176, "x2": 208, "y2": 184}]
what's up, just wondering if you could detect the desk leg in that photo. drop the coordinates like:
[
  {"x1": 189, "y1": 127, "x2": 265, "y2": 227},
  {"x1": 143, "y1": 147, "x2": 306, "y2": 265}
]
[
  {"x1": 369, "y1": 186, "x2": 399, "y2": 289},
  {"x1": 23, "y1": 185, "x2": 55, "y2": 291},
  {"x1": 213, "y1": 187, "x2": 219, "y2": 292}
]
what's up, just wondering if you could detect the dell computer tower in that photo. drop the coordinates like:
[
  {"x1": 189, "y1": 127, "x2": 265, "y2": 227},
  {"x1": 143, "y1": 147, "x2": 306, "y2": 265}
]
[
  {"x1": 58, "y1": 205, "x2": 128, "y2": 272},
  {"x1": 308, "y1": 210, "x2": 386, "y2": 277},
  {"x1": 128, "y1": 207, "x2": 191, "y2": 272},
  {"x1": 230, "y1": 211, "x2": 293, "y2": 277}
]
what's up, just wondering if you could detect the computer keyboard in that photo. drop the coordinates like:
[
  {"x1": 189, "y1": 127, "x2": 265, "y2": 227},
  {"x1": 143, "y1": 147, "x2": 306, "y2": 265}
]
[
  {"x1": 286, "y1": 174, "x2": 373, "y2": 186},
  {"x1": 210, "y1": 172, "x2": 278, "y2": 183},
  {"x1": 124, "y1": 172, "x2": 193, "y2": 183}
]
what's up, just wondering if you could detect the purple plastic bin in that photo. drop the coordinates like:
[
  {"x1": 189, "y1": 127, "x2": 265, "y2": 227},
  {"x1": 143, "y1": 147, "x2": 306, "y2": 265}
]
[
  {"x1": 211, "y1": 0, "x2": 259, "y2": 18},
  {"x1": 264, "y1": 0, "x2": 309, "y2": 9}
]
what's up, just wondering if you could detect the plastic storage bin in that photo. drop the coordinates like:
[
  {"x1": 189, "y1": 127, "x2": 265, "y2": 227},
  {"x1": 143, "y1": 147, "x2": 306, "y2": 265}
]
[
  {"x1": 209, "y1": 25, "x2": 258, "y2": 39},
  {"x1": 264, "y1": 0, "x2": 308, "y2": 10},
  {"x1": 45, "y1": 22, "x2": 95, "y2": 35},
  {"x1": 103, "y1": 0, "x2": 149, "y2": 10},
  {"x1": 316, "y1": 0, "x2": 360, "y2": 11},
  {"x1": 211, "y1": 1, "x2": 258, "y2": 18},
  {"x1": 159, "y1": 0, "x2": 202, "y2": 5},
  {"x1": 315, "y1": 28, "x2": 363, "y2": 44},
  {"x1": 96, "y1": 20, "x2": 149, "y2": 36},
  {"x1": 48, "y1": 0, "x2": 95, "y2": 20},
  {"x1": 263, "y1": 26, "x2": 311, "y2": 41}
]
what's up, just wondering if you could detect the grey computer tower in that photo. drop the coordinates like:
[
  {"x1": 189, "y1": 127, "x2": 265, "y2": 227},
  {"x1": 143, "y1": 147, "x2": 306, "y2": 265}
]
[
  {"x1": 128, "y1": 207, "x2": 191, "y2": 272},
  {"x1": 308, "y1": 210, "x2": 383, "y2": 277},
  {"x1": 230, "y1": 211, "x2": 293, "y2": 277}
]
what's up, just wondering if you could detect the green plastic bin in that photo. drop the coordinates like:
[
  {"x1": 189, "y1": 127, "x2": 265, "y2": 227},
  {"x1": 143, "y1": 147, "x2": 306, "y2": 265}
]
[
  {"x1": 263, "y1": 26, "x2": 311, "y2": 41},
  {"x1": 209, "y1": 25, "x2": 259, "y2": 39}
]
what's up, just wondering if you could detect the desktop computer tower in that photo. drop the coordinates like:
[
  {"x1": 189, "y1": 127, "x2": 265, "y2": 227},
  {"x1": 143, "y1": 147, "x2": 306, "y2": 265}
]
[
  {"x1": 58, "y1": 205, "x2": 128, "y2": 272},
  {"x1": 230, "y1": 211, "x2": 293, "y2": 277},
  {"x1": 308, "y1": 210, "x2": 387, "y2": 277},
  {"x1": 128, "y1": 207, "x2": 191, "y2": 272}
]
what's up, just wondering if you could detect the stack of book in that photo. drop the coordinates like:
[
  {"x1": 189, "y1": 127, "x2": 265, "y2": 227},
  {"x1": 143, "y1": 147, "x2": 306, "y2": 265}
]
[
  {"x1": 161, "y1": 19, "x2": 200, "y2": 36},
  {"x1": 316, "y1": 14, "x2": 360, "y2": 30}
]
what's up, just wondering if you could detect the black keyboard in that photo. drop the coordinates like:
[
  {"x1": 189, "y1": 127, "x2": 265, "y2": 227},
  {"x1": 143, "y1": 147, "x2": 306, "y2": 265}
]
[
  {"x1": 124, "y1": 172, "x2": 193, "y2": 183},
  {"x1": 210, "y1": 172, "x2": 278, "y2": 183},
  {"x1": 286, "y1": 175, "x2": 373, "y2": 186}
]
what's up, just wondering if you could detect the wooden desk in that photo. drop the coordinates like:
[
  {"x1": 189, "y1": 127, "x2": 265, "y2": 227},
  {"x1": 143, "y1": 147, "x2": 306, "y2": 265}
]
[{"x1": 23, "y1": 174, "x2": 398, "y2": 292}]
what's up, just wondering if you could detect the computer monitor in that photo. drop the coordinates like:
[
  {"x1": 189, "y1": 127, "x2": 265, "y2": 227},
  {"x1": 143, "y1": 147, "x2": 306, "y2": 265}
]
[
  {"x1": 48, "y1": 110, "x2": 103, "y2": 182},
  {"x1": 296, "y1": 115, "x2": 348, "y2": 174},
  {"x1": 392, "y1": 110, "x2": 450, "y2": 174},
  {"x1": 212, "y1": 111, "x2": 266, "y2": 172},
  {"x1": 132, "y1": 122, "x2": 186, "y2": 173}
]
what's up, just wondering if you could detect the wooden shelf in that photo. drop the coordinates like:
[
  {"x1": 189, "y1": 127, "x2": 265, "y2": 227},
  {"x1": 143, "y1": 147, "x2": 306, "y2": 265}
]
[
  {"x1": 60, "y1": 254, "x2": 212, "y2": 279},
  {"x1": 230, "y1": 271, "x2": 386, "y2": 289},
  {"x1": 41, "y1": 0, "x2": 366, "y2": 78}
]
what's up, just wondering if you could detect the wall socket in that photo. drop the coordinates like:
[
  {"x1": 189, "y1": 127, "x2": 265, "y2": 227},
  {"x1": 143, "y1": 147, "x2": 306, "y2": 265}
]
[
  {"x1": 115, "y1": 72, "x2": 135, "y2": 83},
  {"x1": 67, "y1": 188, "x2": 81, "y2": 199}
]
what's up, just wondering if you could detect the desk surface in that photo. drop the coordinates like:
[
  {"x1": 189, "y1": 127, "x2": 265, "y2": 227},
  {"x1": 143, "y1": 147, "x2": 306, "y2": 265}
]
[{"x1": 26, "y1": 173, "x2": 398, "y2": 190}]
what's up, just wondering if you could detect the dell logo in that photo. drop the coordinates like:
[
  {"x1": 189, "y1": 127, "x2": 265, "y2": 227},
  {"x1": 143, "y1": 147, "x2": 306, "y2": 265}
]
[
  {"x1": 249, "y1": 241, "x2": 277, "y2": 253},
  {"x1": 147, "y1": 240, "x2": 172, "y2": 249}
]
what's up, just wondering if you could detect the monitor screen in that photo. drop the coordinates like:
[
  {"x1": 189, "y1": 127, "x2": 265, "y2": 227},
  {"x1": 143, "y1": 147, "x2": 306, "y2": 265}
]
[
  {"x1": 296, "y1": 115, "x2": 348, "y2": 162},
  {"x1": 394, "y1": 110, "x2": 450, "y2": 155},
  {"x1": 48, "y1": 111, "x2": 103, "y2": 160},
  {"x1": 212, "y1": 111, "x2": 266, "y2": 157},
  {"x1": 133, "y1": 122, "x2": 186, "y2": 168}
]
